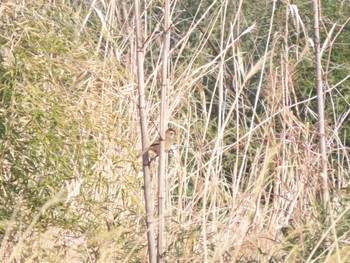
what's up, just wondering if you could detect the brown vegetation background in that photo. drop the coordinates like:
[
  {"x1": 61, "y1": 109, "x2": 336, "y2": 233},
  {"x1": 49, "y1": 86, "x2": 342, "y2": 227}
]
[{"x1": 0, "y1": 0, "x2": 349, "y2": 262}]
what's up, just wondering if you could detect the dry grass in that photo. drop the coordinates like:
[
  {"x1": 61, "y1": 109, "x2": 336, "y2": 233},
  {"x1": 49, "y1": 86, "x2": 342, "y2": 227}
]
[{"x1": 0, "y1": 0, "x2": 349, "y2": 262}]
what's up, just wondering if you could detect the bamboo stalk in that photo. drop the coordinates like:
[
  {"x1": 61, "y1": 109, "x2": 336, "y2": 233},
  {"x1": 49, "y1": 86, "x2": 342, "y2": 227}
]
[
  {"x1": 158, "y1": 0, "x2": 171, "y2": 261},
  {"x1": 134, "y1": 0, "x2": 156, "y2": 261},
  {"x1": 313, "y1": 0, "x2": 330, "y2": 208}
]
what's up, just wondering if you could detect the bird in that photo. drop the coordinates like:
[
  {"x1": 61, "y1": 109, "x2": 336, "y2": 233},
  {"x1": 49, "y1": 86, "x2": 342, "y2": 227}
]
[{"x1": 138, "y1": 128, "x2": 176, "y2": 158}]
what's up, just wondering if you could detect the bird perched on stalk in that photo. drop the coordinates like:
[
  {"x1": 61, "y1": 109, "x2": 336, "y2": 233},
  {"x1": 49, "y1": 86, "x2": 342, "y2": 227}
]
[{"x1": 138, "y1": 128, "x2": 176, "y2": 158}]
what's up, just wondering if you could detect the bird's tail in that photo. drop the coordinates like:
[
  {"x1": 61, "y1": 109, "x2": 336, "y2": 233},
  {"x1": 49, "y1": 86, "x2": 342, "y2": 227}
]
[{"x1": 137, "y1": 147, "x2": 150, "y2": 158}]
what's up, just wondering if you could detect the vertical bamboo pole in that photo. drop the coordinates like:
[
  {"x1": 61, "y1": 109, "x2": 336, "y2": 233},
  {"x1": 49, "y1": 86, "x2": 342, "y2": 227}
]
[
  {"x1": 312, "y1": 0, "x2": 329, "y2": 208},
  {"x1": 158, "y1": 0, "x2": 171, "y2": 261},
  {"x1": 134, "y1": 0, "x2": 156, "y2": 261}
]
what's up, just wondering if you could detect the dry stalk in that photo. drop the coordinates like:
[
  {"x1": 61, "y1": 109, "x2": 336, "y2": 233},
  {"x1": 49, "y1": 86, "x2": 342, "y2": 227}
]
[{"x1": 135, "y1": 0, "x2": 156, "y2": 261}]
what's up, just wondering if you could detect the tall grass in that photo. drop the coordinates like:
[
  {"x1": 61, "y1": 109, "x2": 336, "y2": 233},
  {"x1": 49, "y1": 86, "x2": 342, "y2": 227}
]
[{"x1": 0, "y1": 0, "x2": 349, "y2": 262}]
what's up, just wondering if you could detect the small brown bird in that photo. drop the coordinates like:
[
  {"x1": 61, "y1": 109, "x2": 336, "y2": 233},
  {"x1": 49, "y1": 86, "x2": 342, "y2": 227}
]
[{"x1": 138, "y1": 128, "x2": 176, "y2": 158}]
